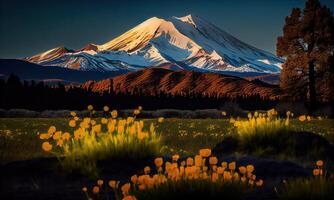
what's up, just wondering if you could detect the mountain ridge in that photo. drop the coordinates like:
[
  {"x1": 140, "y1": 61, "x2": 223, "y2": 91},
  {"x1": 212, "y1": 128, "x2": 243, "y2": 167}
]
[{"x1": 79, "y1": 67, "x2": 280, "y2": 99}]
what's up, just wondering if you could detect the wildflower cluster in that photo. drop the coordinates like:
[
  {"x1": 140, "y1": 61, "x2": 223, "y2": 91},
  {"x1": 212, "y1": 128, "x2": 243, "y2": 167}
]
[
  {"x1": 230, "y1": 109, "x2": 290, "y2": 137},
  {"x1": 82, "y1": 148, "x2": 263, "y2": 200},
  {"x1": 39, "y1": 105, "x2": 161, "y2": 175}
]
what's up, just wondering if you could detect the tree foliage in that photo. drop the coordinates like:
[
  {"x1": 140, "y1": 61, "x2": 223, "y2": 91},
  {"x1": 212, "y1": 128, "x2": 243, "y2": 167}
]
[{"x1": 277, "y1": 0, "x2": 334, "y2": 106}]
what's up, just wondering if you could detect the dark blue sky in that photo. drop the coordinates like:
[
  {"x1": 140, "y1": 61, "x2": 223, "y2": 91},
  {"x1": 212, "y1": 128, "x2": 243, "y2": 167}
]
[{"x1": 0, "y1": 0, "x2": 333, "y2": 58}]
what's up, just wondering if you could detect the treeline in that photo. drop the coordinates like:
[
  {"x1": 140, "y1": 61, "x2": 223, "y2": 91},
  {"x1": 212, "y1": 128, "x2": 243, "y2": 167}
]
[{"x1": 0, "y1": 74, "x2": 278, "y2": 111}]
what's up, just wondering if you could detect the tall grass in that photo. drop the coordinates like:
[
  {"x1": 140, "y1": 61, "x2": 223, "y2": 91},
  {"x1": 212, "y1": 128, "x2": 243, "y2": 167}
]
[
  {"x1": 39, "y1": 106, "x2": 161, "y2": 176},
  {"x1": 279, "y1": 161, "x2": 334, "y2": 200},
  {"x1": 231, "y1": 109, "x2": 291, "y2": 156}
]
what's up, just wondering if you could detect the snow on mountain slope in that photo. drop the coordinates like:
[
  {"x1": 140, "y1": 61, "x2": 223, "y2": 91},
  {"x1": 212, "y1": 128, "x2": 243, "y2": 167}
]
[{"x1": 24, "y1": 14, "x2": 284, "y2": 74}]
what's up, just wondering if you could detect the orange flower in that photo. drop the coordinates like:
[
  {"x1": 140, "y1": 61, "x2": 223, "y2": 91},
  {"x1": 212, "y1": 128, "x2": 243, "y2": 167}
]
[
  {"x1": 186, "y1": 157, "x2": 194, "y2": 166},
  {"x1": 154, "y1": 157, "x2": 163, "y2": 167},
  {"x1": 172, "y1": 154, "x2": 180, "y2": 162},
  {"x1": 313, "y1": 169, "x2": 320, "y2": 176},
  {"x1": 239, "y1": 166, "x2": 247, "y2": 174},
  {"x1": 87, "y1": 105, "x2": 94, "y2": 111},
  {"x1": 316, "y1": 160, "x2": 324, "y2": 167},
  {"x1": 101, "y1": 118, "x2": 108, "y2": 124},
  {"x1": 42, "y1": 141, "x2": 52, "y2": 152},
  {"x1": 82, "y1": 187, "x2": 87, "y2": 192},
  {"x1": 199, "y1": 148, "x2": 211, "y2": 157},
  {"x1": 195, "y1": 155, "x2": 203, "y2": 167},
  {"x1": 131, "y1": 175, "x2": 138, "y2": 184},
  {"x1": 56, "y1": 139, "x2": 63, "y2": 147},
  {"x1": 209, "y1": 157, "x2": 218, "y2": 165},
  {"x1": 298, "y1": 115, "x2": 306, "y2": 122},
  {"x1": 111, "y1": 110, "x2": 118, "y2": 118},
  {"x1": 70, "y1": 111, "x2": 76, "y2": 117},
  {"x1": 92, "y1": 186, "x2": 99, "y2": 194},
  {"x1": 103, "y1": 106, "x2": 109, "y2": 112},
  {"x1": 158, "y1": 117, "x2": 164, "y2": 123},
  {"x1": 228, "y1": 162, "x2": 236, "y2": 171},
  {"x1": 53, "y1": 131, "x2": 62, "y2": 140},
  {"x1": 69, "y1": 120, "x2": 76, "y2": 128},
  {"x1": 121, "y1": 183, "x2": 131, "y2": 195},
  {"x1": 144, "y1": 166, "x2": 151, "y2": 174},
  {"x1": 48, "y1": 126, "x2": 56, "y2": 134},
  {"x1": 122, "y1": 195, "x2": 137, "y2": 200},
  {"x1": 62, "y1": 132, "x2": 71, "y2": 141},
  {"x1": 246, "y1": 165, "x2": 254, "y2": 173},
  {"x1": 97, "y1": 179, "x2": 104, "y2": 186},
  {"x1": 108, "y1": 180, "x2": 118, "y2": 189}
]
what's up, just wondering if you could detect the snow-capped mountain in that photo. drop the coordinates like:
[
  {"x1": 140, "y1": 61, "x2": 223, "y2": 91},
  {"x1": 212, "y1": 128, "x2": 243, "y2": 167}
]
[{"x1": 24, "y1": 14, "x2": 283, "y2": 73}]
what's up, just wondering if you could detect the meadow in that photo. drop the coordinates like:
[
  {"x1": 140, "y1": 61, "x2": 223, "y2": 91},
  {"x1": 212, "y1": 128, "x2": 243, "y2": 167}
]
[{"x1": 1, "y1": 117, "x2": 333, "y2": 165}]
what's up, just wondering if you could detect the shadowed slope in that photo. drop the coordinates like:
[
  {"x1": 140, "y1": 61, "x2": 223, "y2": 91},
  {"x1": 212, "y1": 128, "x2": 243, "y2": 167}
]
[{"x1": 81, "y1": 68, "x2": 280, "y2": 99}]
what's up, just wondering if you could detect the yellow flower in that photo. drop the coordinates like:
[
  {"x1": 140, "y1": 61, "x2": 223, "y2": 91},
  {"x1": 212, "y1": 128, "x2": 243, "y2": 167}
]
[
  {"x1": 69, "y1": 120, "x2": 76, "y2": 127},
  {"x1": 298, "y1": 115, "x2": 306, "y2": 122},
  {"x1": 138, "y1": 106, "x2": 143, "y2": 111},
  {"x1": 53, "y1": 131, "x2": 62, "y2": 140},
  {"x1": 70, "y1": 111, "x2": 76, "y2": 117},
  {"x1": 131, "y1": 175, "x2": 138, "y2": 184},
  {"x1": 154, "y1": 157, "x2": 163, "y2": 167},
  {"x1": 246, "y1": 165, "x2": 254, "y2": 173},
  {"x1": 221, "y1": 111, "x2": 227, "y2": 116},
  {"x1": 199, "y1": 148, "x2": 211, "y2": 157},
  {"x1": 307, "y1": 115, "x2": 311, "y2": 121},
  {"x1": 158, "y1": 117, "x2": 164, "y2": 123},
  {"x1": 42, "y1": 141, "x2": 52, "y2": 152},
  {"x1": 108, "y1": 180, "x2": 118, "y2": 189},
  {"x1": 209, "y1": 157, "x2": 218, "y2": 165},
  {"x1": 97, "y1": 179, "x2": 104, "y2": 186},
  {"x1": 74, "y1": 116, "x2": 79, "y2": 121},
  {"x1": 91, "y1": 120, "x2": 96, "y2": 126},
  {"x1": 103, "y1": 106, "x2": 109, "y2": 112},
  {"x1": 111, "y1": 110, "x2": 118, "y2": 118},
  {"x1": 316, "y1": 160, "x2": 324, "y2": 167},
  {"x1": 92, "y1": 186, "x2": 99, "y2": 194},
  {"x1": 172, "y1": 154, "x2": 180, "y2": 162},
  {"x1": 87, "y1": 105, "x2": 93, "y2": 111},
  {"x1": 122, "y1": 195, "x2": 137, "y2": 200},
  {"x1": 101, "y1": 118, "x2": 108, "y2": 124},
  {"x1": 229, "y1": 117, "x2": 236, "y2": 124},
  {"x1": 228, "y1": 162, "x2": 236, "y2": 171}
]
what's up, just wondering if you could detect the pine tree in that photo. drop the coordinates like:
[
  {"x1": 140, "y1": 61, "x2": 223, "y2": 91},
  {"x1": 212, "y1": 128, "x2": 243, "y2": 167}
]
[{"x1": 277, "y1": 0, "x2": 334, "y2": 109}]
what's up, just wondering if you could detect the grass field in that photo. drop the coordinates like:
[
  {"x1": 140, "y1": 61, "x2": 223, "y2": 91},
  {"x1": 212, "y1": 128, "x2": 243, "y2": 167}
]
[{"x1": 0, "y1": 118, "x2": 333, "y2": 165}]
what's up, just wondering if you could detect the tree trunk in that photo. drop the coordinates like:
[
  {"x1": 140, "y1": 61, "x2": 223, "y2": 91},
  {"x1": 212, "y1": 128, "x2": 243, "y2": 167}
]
[{"x1": 308, "y1": 59, "x2": 317, "y2": 111}]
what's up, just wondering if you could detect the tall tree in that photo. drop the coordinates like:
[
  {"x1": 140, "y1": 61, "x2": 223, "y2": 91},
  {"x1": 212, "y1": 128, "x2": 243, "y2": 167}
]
[{"x1": 277, "y1": 0, "x2": 334, "y2": 109}]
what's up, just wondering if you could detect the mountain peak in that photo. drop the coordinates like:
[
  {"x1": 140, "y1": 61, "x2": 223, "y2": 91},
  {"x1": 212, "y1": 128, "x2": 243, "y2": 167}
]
[
  {"x1": 25, "y1": 15, "x2": 283, "y2": 74},
  {"x1": 173, "y1": 14, "x2": 198, "y2": 26}
]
